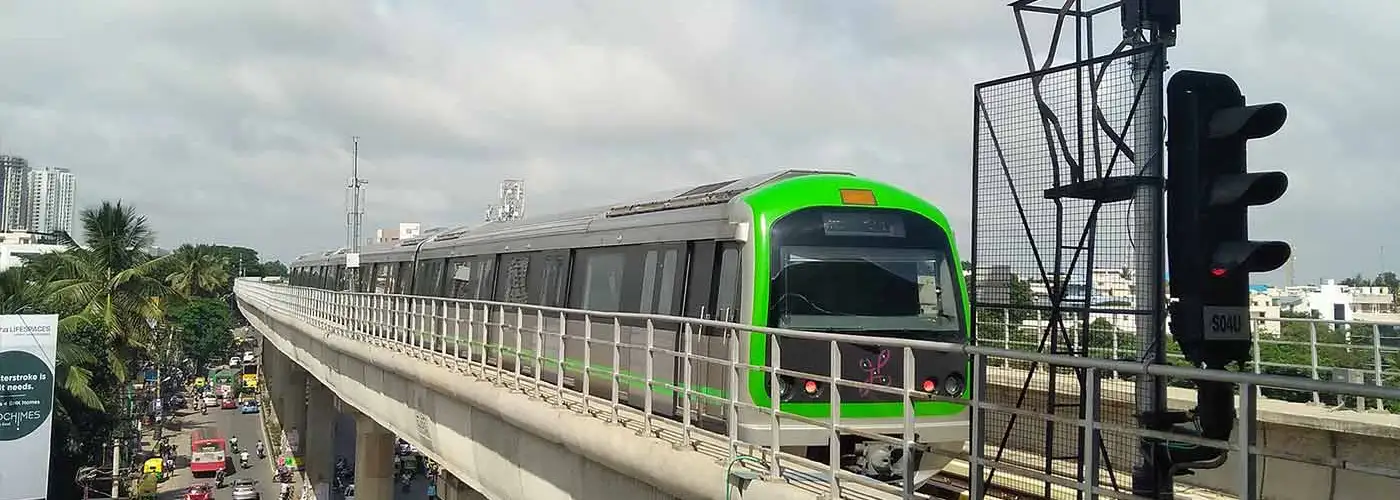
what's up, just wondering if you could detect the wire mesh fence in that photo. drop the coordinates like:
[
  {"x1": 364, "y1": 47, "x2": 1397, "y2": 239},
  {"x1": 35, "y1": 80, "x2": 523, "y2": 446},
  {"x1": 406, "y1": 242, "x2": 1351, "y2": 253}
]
[{"x1": 972, "y1": 36, "x2": 1167, "y2": 498}]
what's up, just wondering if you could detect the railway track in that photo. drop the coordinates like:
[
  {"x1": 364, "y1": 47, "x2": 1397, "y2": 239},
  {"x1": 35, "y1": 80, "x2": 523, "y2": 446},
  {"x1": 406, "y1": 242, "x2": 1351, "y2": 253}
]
[{"x1": 919, "y1": 465, "x2": 1050, "y2": 500}]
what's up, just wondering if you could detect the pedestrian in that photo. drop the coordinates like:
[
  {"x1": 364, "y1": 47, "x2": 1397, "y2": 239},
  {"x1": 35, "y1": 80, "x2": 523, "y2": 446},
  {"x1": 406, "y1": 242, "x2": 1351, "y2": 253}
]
[{"x1": 427, "y1": 480, "x2": 438, "y2": 500}]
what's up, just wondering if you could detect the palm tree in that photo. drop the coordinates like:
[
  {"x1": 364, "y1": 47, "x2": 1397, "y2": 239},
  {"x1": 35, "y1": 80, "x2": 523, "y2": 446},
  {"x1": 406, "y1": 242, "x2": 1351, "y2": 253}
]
[
  {"x1": 42, "y1": 201, "x2": 173, "y2": 382},
  {"x1": 166, "y1": 244, "x2": 231, "y2": 298},
  {"x1": 0, "y1": 266, "x2": 105, "y2": 410}
]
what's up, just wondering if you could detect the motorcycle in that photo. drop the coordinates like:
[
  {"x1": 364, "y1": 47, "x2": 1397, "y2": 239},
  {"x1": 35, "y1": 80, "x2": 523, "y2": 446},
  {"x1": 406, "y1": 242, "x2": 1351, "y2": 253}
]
[
  {"x1": 240, "y1": 458, "x2": 250, "y2": 469},
  {"x1": 257, "y1": 447, "x2": 266, "y2": 460}
]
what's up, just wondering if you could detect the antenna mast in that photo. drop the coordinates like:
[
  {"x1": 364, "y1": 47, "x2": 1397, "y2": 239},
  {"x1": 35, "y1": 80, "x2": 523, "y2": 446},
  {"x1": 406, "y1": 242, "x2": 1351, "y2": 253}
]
[
  {"x1": 345, "y1": 136, "x2": 367, "y2": 290},
  {"x1": 346, "y1": 136, "x2": 367, "y2": 250}
]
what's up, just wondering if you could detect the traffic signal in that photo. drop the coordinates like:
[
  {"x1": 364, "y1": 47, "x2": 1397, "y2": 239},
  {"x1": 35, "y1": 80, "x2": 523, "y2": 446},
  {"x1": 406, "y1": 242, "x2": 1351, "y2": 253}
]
[{"x1": 1166, "y1": 70, "x2": 1291, "y2": 370}]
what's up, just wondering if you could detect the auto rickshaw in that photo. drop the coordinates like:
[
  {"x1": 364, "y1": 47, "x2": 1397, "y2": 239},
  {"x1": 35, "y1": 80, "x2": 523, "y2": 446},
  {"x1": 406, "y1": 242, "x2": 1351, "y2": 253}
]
[{"x1": 141, "y1": 457, "x2": 165, "y2": 482}]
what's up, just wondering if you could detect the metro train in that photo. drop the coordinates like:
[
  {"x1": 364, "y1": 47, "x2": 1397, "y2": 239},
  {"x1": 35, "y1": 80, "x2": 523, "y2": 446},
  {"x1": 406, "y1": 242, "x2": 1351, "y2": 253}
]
[{"x1": 288, "y1": 170, "x2": 971, "y2": 486}]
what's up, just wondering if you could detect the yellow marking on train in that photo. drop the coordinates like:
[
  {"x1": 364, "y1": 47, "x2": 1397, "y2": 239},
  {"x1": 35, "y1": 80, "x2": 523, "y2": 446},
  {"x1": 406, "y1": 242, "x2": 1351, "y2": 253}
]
[{"x1": 839, "y1": 188, "x2": 878, "y2": 206}]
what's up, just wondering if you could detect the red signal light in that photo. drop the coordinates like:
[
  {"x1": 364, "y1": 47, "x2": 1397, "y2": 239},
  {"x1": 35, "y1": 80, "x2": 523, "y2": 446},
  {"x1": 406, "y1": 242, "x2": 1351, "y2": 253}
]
[
  {"x1": 1210, "y1": 268, "x2": 1227, "y2": 277},
  {"x1": 803, "y1": 380, "x2": 818, "y2": 394},
  {"x1": 921, "y1": 379, "x2": 937, "y2": 392}
]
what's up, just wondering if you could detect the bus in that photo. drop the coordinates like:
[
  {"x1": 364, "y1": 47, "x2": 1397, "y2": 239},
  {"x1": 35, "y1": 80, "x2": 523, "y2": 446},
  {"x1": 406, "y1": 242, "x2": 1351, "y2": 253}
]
[{"x1": 189, "y1": 429, "x2": 228, "y2": 475}]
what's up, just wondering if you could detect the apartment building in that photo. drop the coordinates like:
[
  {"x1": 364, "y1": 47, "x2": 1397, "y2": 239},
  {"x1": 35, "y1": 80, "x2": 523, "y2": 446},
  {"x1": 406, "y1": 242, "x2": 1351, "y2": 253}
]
[{"x1": 27, "y1": 167, "x2": 77, "y2": 234}]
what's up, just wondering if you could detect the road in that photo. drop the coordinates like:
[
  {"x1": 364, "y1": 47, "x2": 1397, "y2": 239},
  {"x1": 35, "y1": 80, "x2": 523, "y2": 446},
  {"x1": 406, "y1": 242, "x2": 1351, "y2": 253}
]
[
  {"x1": 329, "y1": 411, "x2": 431, "y2": 500},
  {"x1": 162, "y1": 401, "x2": 283, "y2": 500}
]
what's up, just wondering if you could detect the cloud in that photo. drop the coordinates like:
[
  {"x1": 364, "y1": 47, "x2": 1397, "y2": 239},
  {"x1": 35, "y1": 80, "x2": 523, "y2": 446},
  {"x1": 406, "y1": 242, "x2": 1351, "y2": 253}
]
[{"x1": 0, "y1": 0, "x2": 1393, "y2": 283}]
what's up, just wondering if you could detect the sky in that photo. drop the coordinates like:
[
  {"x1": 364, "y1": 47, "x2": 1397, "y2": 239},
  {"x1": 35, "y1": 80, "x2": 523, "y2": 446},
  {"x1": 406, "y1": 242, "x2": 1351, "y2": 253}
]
[{"x1": 0, "y1": 0, "x2": 1394, "y2": 284}]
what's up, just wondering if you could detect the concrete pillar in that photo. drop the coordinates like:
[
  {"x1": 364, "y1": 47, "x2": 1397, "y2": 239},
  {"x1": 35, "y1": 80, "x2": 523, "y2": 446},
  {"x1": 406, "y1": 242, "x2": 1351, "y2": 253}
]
[
  {"x1": 281, "y1": 365, "x2": 307, "y2": 458},
  {"x1": 353, "y1": 413, "x2": 396, "y2": 500},
  {"x1": 304, "y1": 381, "x2": 336, "y2": 495}
]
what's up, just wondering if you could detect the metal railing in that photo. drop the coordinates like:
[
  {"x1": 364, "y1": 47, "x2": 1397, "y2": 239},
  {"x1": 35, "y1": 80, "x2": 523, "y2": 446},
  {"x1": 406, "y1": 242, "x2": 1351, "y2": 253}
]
[
  {"x1": 235, "y1": 279, "x2": 1400, "y2": 500},
  {"x1": 975, "y1": 307, "x2": 1400, "y2": 411}
]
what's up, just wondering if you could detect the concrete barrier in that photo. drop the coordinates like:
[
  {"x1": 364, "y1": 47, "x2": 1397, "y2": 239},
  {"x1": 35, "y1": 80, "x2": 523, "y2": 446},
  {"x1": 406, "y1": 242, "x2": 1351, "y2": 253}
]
[
  {"x1": 239, "y1": 296, "x2": 836, "y2": 500},
  {"x1": 983, "y1": 367, "x2": 1400, "y2": 500}
]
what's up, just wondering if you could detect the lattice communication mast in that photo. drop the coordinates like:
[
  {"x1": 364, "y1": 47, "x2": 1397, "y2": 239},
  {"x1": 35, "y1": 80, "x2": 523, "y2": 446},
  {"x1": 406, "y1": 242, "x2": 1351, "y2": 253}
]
[
  {"x1": 345, "y1": 136, "x2": 367, "y2": 290},
  {"x1": 970, "y1": 0, "x2": 1178, "y2": 498},
  {"x1": 484, "y1": 179, "x2": 525, "y2": 223}
]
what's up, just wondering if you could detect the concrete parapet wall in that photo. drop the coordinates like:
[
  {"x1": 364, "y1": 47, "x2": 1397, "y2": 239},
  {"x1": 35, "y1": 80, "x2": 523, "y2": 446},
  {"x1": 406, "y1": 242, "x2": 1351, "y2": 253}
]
[
  {"x1": 238, "y1": 297, "x2": 822, "y2": 500},
  {"x1": 983, "y1": 367, "x2": 1400, "y2": 500}
]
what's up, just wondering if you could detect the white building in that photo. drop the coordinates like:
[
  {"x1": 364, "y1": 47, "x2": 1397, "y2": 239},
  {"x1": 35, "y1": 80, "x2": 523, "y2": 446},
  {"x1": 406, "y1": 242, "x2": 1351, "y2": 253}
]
[
  {"x1": 1019, "y1": 267, "x2": 1141, "y2": 337},
  {"x1": 375, "y1": 222, "x2": 421, "y2": 243},
  {"x1": 1270, "y1": 280, "x2": 1399, "y2": 323},
  {"x1": 26, "y1": 167, "x2": 76, "y2": 234},
  {"x1": 0, "y1": 231, "x2": 66, "y2": 271}
]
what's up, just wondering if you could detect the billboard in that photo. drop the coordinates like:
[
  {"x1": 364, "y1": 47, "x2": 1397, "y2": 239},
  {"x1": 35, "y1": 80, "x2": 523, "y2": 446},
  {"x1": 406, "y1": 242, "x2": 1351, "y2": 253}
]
[{"x1": 0, "y1": 314, "x2": 59, "y2": 500}]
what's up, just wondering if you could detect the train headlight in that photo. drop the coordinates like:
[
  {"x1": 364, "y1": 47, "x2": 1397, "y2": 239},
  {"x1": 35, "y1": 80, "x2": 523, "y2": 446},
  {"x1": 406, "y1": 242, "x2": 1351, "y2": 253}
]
[
  {"x1": 943, "y1": 374, "x2": 965, "y2": 397},
  {"x1": 772, "y1": 376, "x2": 795, "y2": 401}
]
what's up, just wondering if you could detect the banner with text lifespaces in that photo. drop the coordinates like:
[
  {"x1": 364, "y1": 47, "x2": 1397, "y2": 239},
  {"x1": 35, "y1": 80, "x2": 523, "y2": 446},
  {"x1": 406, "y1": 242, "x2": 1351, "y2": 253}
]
[{"x1": 0, "y1": 315, "x2": 58, "y2": 500}]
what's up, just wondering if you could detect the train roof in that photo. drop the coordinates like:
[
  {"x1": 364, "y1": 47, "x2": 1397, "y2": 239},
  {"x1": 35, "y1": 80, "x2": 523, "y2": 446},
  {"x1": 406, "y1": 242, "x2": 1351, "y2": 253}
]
[{"x1": 290, "y1": 169, "x2": 851, "y2": 268}]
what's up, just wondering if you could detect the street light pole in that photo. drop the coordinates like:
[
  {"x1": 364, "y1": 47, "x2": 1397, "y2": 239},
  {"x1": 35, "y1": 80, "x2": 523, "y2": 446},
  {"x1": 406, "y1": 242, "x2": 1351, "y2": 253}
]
[{"x1": 148, "y1": 317, "x2": 161, "y2": 427}]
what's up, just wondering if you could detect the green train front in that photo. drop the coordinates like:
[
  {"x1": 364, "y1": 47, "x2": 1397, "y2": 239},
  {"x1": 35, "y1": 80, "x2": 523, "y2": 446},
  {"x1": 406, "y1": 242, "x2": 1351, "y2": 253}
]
[{"x1": 733, "y1": 175, "x2": 970, "y2": 485}]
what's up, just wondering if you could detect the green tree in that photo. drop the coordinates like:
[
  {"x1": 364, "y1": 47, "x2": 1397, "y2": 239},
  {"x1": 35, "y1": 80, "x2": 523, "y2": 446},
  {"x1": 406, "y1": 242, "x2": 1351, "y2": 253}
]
[
  {"x1": 208, "y1": 245, "x2": 262, "y2": 277},
  {"x1": 0, "y1": 266, "x2": 104, "y2": 410},
  {"x1": 169, "y1": 297, "x2": 235, "y2": 369},
  {"x1": 166, "y1": 244, "x2": 231, "y2": 298},
  {"x1": 39, "y1": 201, "x2": 172, "y2": 381},
  {"x1": 259, "y1": 260, "x2": 288, "y2": 276}
]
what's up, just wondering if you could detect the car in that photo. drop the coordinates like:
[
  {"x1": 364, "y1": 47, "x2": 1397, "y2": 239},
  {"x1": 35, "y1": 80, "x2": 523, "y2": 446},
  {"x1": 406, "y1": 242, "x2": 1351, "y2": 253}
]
[
  {"x1": 203, "y1": 396, "x2": 219, "y2": 408},
  {"x1": 243, "y1": 352, "x2": 256, "y2": 364},
  {"x1": 239, "y1": 400, "x2": 260, "y2": 414},
  {"x1": 230, "y1": 478, "x2": 259, "y2": 500},
  {"x1": 184, "y1": 483, "x2": 213, "y2": 500},
  {"x1": 220, "y1": 399, "x2": 237, "y2": 410}
]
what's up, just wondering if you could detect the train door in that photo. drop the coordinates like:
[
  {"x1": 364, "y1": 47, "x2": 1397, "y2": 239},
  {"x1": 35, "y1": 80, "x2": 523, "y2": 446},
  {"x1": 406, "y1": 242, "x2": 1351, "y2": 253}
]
[{"x1": 677, "y1": 241, "x2": 742, "y2": 423}]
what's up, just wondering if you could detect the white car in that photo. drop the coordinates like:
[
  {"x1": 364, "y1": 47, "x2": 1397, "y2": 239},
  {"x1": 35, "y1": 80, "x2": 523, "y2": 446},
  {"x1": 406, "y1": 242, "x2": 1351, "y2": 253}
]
[
  {"x1": 229, "y1": 356, "x2": 241, "y2": 367},
  {"x1": 243, "y1": 352, "x2": 256, "y2": 364},
  {"x1": 230, "y1": 478, "x2": 259, "y2": 500}
]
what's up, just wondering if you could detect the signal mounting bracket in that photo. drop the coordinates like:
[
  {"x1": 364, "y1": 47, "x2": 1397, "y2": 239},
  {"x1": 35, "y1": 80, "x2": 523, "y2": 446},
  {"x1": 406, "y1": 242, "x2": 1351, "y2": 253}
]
[{"x1": 1043, "y1": 175, "x2": 1162, "y2": 203}]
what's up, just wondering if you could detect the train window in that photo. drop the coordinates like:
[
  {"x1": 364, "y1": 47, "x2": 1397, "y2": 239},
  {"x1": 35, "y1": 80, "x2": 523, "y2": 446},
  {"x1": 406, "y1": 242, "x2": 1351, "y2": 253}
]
[
  {"x1": 396, "y1": 261, "x2": 413, "y2": 294},
  {"x1": 415, "y1": 259, "x2": 445, "y2": 296},
  {"x1": 635, "y1": 246, "x2": 683, "y2": 315},
  {"x1": 446, "y1": 258, "x2": 473, "y2": 299},
  {"x1": 358, "y1": 263, "x2": 373, "y2": 292},
  {"x1": 767, "y1": 207, "x2": 963, "y2": 336},
  {"x1": 497, "y1": 254, "x2": 530, "y2": 304},
  {"x1": 714, "y1": 244, "x2": 741, "y2": 320},
  {"x1": 475, "y1": 256, "x2": 496, "y2": 300},
  {"x1": 639, "y1": 251, "x2": 658, "y2": 313},
  {"x1": 377, "y1": 263, "x2": 395, "y2": 294},
  {"x1": 572, "y1": 251, "x2": 626, "y2": 312},
  {"x1": 657, "y1": 249, "x2": 679, "y2": 314},
  {"x1": 534, "y1": 251, "x2": 570, "y2": 307}
]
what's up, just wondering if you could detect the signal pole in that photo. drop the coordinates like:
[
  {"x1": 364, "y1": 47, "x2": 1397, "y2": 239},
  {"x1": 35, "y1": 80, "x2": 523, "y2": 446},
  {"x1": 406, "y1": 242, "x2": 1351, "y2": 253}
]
[{"x1": 1123, "y1": 1, "x2": 1179, "y2": 497}]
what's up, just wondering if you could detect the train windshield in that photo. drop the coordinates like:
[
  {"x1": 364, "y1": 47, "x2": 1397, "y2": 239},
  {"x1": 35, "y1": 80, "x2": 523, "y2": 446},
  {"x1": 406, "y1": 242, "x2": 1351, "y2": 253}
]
[{"x1": 768, "y1": 207, "x2": 964, "y2": 336}]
